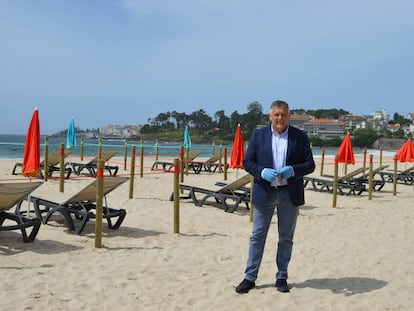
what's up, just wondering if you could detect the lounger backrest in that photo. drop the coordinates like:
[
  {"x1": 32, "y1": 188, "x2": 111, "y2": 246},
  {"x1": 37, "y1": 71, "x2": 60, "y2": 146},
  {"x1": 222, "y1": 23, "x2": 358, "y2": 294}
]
[
  {"x1": 38, "y1": 150, "x2": 66, "y2": 167},
  {"x1": 89, "y1": 150, "x2": 118, "y2": 165},
  {"x1": 0, "y1": 182, "x2": 43, "y2": 210},
  {"x1": 64, "y1": 177, "x2": 128, "y2": 204},
  {"x1": 220, "y1": 174, "x2": 252, "y2": 194},
  {"x1": 358, "y1": 165, "x2": 390, "y2": 179},
  {"x1": 41, "y1": 150, "x2": 65, "y2": 166},
  {"x1": 337, "y1": 167, "x2": 366, "y2": 182},
  {"x1": 206, "y1": 152, "x2": 221, "y2": 163},
  {"x1": 401, "y1": 165, "x2": 414, "y2": 174},
  {"x1": 372, "y1": 165, "x2": 389, "y2": 176},
  {"x1": 187, "y1": 150, "x2": 203, "y2": 161}
]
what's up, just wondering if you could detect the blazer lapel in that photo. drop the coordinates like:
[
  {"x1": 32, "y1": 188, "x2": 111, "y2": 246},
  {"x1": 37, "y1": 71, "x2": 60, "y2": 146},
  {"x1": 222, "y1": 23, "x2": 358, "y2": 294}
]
[{"x1": 286, "y1": 127, "x2": 295, "y2": 161}]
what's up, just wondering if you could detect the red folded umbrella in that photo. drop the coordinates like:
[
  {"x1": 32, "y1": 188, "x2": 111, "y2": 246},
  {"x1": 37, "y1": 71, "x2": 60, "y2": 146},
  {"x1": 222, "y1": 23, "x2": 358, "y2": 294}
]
[
  {"x1": 22, "y1": 108, "x2": 40, "y2": 177},
  {"x1": 337, "y1": 132, "x2": 355, "y2": 165},
  {"x1": 396, "y1": 139, "x2": 414, "y2": 163},
  {"x1": 230, "y1": 124, "x2": 245, "y2": 169}
]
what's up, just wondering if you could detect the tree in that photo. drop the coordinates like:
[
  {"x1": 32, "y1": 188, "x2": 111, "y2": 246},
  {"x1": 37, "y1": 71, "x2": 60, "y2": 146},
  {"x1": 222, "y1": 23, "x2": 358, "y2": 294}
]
[
  {"x1": 306, "y1": 108, "x2": 349, "y2": 119},
  {"x1": 392, "y1": 112, "x2": 409, "y2": 124},
  {"x1": 214, "y1": 110, "x2": 231, "y2": 133},
  {"x1": 189, "y1": 109, "x2": 213, "y2": 130},
  {"x1": 245, "y1": 101, "x2": 265, "y2": 138},
  {"x1": 353, "y1": 128, "x2": 379, "y2": 147},
  {"x1": 171, "y1": 111, "x2": 189, "y2": 130}
]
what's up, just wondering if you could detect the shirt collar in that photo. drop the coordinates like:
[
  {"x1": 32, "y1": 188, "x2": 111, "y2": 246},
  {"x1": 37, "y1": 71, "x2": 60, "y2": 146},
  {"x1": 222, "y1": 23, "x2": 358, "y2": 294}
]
[{"x1": 271, "y1": 125, "x2": 289, "y2": 137}]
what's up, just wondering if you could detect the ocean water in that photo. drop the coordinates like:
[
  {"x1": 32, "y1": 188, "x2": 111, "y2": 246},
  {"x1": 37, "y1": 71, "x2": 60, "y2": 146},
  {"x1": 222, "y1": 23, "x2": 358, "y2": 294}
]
[
  {"x1": 0, "y1": 134, "x2": 393, "y2": 160},
  {"x1": 0, "y1": 134, "x2": 232, "y2": 160}
]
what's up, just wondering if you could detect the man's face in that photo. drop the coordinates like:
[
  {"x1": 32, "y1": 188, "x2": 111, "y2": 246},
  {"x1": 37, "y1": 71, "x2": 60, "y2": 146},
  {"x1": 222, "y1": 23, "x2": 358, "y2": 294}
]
[{"x1": 269, "y1": 106, "x2": 290, "y2": 134}]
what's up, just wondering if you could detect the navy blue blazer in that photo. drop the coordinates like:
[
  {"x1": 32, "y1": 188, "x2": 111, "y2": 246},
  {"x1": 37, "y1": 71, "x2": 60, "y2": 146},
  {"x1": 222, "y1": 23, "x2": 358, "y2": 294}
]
[{"x1": 243, "y1": 125, "x2": 315, "y2": 207}]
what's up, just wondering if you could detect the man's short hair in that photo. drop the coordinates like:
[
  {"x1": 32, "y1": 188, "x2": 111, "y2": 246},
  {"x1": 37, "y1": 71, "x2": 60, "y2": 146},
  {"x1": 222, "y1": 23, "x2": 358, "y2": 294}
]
[{"x1": 270, "y1": 100, "x2": 289, "y2": 111}]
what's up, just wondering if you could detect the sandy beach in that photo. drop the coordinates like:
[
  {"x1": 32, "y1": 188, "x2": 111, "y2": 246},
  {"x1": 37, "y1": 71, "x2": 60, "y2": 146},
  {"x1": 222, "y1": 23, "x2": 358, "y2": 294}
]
[{"x1": 1, "y1": 154, "x2": 414, "y2": 311}]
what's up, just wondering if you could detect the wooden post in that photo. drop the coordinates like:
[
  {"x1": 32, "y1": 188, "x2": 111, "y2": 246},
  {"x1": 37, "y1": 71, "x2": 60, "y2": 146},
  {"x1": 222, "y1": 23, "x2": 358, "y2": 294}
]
[
  {"x1": 123, "y1": 139, "x2": 128, "y2": 171},
  {"x1": 223, "y1": 147, "x2": 228, "y2": 181},
  {"x1": 363, "y1": 147, "x2": 367, "y2": 170},
  {"x1": 129, "y1": 145, "x2": 136, "y2": 199},
  {"x1": 180, "y1": 146, "x2": 184, "y2": 184},
  {"x1": 59, "y1": 143, "x2": 65, "y2": 192},
  {"x1": 379, "y1": 147, "x2": 383, "y2": 166},
  {"x1": 98, "y1": 138, "x2": 103, "y2": 161},
  {"x1": 393, "y1": 155, "x2": 398, "y2": 196},
  {"x1": 44, "y1": 136, "x2": 49, "y2": 181},
  {"x1": 185, "y1": 147, "x2": 190, "y2": 176},
  {"x1": 218, "y1": 146, "x2": 223, "y2": 174},
  {"x1": 320, "y1": 147, "x2": 325, "y2": 176},
  {"x1": 212, "y1": 141, "x2": 215, "y2": 157},
  {"x1": 332, "y1": 155, "x2": 339, "y2": 208},
  {"x1": 173, "y1": 158, "x2": 180, "y2": 234},
  {"x1": 140, "y1": 139, "x2": 144, "y2": 178},
  {"x1": 80, "y1": 137, "x2": 84, "y2": 161},
  {"x1": 368, "y1": 155, "x2": 373, "y2": 200},
  {"x1": 95, "y1": 159, "x2": 104, "y2": 248},
  {"x1": 154, "y1": 139, "x2": 159, "y2": 169}
]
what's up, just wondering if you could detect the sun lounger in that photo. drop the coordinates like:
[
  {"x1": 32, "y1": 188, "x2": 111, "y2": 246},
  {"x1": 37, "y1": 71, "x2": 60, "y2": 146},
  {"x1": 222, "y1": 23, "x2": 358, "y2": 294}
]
[
  {"x1": 304, "y1": 165, "x2": 389, "y2": 194},
  {"x1": 0, "y1": 181, "x2": 43, "y2": 242},
  {"x1": 151, "y1": 150, "x2": 203, "y2": 172},
  {"x1": 71, "y1": 149, "x2": 119, "y2": 177},
  {"x1": 304, "y1": 176, "x2": 366, "y2": 195},
  {"x1": 189, "y1": 152, "x2": 227, "y2": 173},
  {"x1": 170, "y1": 173, "x2": 252, "y2": 212},
  {"x1": 347, "y1": 165, "x2": 389, "y2": 191},
  {"x1": 28, "y1": 177, "x2": 128, "y2": 234},
  {"x1": 304, "y1": 167, "x2": 368, "y2": 195},
  {"x1": 12, "y1": 150, "x2": 72, "y2": 179},
  {"x1": 378, "y1": 165, "x2": 414, "y2": 185}
]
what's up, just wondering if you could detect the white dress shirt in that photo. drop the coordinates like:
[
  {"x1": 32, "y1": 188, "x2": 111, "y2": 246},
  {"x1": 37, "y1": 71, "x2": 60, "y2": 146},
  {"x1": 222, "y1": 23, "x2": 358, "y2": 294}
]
[{"x1": 271, "y1": 125, "x2": 288, "y2": 187}]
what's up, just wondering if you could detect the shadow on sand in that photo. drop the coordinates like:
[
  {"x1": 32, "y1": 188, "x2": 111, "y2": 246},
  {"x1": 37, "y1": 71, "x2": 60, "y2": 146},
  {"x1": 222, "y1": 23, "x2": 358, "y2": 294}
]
[{"x1": 291, "y1": 277, "x2": 388, "y2": 296}]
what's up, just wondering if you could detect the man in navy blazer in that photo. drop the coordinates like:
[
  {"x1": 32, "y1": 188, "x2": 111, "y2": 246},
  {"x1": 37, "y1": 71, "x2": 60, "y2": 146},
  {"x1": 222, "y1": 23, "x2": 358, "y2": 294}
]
[{"x1": 236, "y1": 100, "x2": 315, "y2": 294}]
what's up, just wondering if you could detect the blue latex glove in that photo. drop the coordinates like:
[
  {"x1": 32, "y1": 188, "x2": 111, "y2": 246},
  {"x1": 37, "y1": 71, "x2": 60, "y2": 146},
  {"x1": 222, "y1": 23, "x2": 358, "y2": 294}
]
[
  {"x1": 262, "y1": 168, "x2": 278, "y2": 182},
  {"x1": 278, "y1": 166, "x2": 294, "y2": 179}
]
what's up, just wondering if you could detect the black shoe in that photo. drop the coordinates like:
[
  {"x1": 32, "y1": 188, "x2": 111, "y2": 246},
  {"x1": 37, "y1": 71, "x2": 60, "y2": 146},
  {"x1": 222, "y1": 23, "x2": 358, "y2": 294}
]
[
  {"x1": 275, "y1": 279, "x2": 290, "y2": 293},
  {"x1": 235, "y1": 279, "x2": 255, "y2": 294}
]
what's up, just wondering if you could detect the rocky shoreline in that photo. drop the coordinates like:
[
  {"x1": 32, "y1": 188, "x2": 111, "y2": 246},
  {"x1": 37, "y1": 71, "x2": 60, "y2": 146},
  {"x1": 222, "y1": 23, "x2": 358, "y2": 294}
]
[{"x1": 372, "y1": 138, "x2": 406, "y2": 151}]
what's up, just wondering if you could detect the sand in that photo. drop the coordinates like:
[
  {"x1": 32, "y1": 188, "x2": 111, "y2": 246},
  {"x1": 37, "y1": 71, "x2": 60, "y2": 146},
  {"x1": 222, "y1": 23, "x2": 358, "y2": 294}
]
[{"x1": 0, "y1": 154, "x2": 413, "y2": 311}]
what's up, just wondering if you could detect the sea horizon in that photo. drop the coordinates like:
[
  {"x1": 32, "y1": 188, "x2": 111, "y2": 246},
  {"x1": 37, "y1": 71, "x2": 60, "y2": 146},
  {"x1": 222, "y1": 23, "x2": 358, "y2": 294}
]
[{"x1": 0, "y1": 134, "x2": 397, "y2": 160}]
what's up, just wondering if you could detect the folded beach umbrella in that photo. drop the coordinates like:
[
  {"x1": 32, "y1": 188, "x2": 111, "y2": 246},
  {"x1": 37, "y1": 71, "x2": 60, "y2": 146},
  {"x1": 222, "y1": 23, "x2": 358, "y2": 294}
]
[
  {"x1": 22, "y1": 108, "x2": 40, "y2": 177},
  {"x1": 337, "y1": 132, "x2": 355, "y2": 165},
  {"x1": 230, "y1": 124, "x2": 245, "y2": 169},
  {"x1": 396, "y1": 138, "x2": 414, "y2": 163},
  {"x1": 66, "y1": 117, "x2": 77, "y2": 151},
  {"x1": 184, "y1": 125, "x2": 191, "y2": 150}
]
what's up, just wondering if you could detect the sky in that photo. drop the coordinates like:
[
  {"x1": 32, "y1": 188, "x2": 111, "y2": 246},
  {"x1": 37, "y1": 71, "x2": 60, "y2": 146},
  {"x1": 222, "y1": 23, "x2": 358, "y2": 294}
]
[{"x1": 1, "y1": 0, "x2": 413, "y2": 135}]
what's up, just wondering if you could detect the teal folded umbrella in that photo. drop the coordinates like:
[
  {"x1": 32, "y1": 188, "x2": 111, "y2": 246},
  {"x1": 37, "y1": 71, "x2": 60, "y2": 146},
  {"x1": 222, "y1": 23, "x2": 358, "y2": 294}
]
[
  {"x1": 66, "y1": 117, "x2": 77, "y2": 151},
  {"x1": 184, "y1": 125, "x2": 191, "y2": 150}
]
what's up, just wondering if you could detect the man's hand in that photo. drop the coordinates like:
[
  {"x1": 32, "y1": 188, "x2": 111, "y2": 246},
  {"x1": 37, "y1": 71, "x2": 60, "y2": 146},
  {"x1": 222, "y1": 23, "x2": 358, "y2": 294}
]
[
  {"x1": 262, "y1": 168, "x2": 278, "y2": 182},
  {"x1": 278, "y1": 166, "x2": 294, "y2": 179}
]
